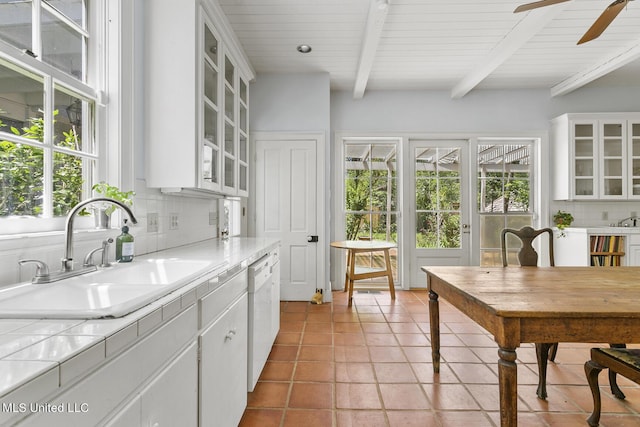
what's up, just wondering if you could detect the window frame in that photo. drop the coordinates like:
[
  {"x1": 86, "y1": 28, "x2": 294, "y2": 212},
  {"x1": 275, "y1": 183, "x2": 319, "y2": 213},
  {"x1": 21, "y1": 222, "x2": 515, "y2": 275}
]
[{"x1": 0, "y1": 0, "x2": 105, "y2": 235}]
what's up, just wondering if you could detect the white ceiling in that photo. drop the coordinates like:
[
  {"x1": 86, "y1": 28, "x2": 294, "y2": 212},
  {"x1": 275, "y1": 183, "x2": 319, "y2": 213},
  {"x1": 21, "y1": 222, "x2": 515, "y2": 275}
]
[{"x1": 217, "y1": 0, "x2": 640, "y2": 98}]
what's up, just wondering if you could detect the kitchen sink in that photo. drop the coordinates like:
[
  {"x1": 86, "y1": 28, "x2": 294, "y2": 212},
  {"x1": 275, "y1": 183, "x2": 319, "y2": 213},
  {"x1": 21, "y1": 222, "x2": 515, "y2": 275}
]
[{"x1": 0, "y1": 259, "x2": 222, "y2": 319}]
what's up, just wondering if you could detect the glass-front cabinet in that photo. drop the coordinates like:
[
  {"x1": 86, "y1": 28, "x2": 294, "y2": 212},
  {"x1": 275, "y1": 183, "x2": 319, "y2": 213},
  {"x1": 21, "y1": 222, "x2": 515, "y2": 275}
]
[
  {"x1": 221, "y1": 54, "x2": 249, "y2": 197},
  {"x1": 630, "y1": 122, "x2": 640, "y2": 197},
  {"x1": 552, "y1": 113, "x2": 640, "y2": 200},
  {"x1": 145, "y1": 1, "x2": 253, "y2": 197},
  {"x1": 600, "y1": 121, "x2": 625, "y2": 198},
  {"x1": 572, "y1": 122, "x2": 597, "y2": 199},
  {"x1": 201, "y1": 21, "x2": 221, "y2": 192}
]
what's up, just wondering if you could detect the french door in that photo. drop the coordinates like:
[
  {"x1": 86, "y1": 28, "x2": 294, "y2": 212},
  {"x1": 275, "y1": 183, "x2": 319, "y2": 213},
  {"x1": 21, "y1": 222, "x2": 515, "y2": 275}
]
[{"x1": 408, "y1": 140, "x2": 470, "y2": 286}]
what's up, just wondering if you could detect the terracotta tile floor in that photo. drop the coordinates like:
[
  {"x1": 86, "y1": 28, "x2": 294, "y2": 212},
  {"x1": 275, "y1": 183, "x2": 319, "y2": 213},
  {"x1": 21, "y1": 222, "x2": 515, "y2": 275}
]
[{"x1": 240, "y1": 290, "x2": 640, "y2": 427}]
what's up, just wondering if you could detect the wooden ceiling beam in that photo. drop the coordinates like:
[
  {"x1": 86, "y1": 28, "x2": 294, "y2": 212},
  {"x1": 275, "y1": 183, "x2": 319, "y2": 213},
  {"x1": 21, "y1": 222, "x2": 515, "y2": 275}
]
[
  {"x1": 451, "y1": 3, "x2": 569, "y2": 99},
  {"x1": 551, "y1": 41, "x2": 640, "y2": 97},
  {"x1": 353, "y1": 0, "x2": 389, "y2": 99}
]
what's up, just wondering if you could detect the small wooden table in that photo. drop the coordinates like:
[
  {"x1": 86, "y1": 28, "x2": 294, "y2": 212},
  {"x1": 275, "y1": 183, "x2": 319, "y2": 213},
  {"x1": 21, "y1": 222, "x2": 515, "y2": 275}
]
[
  {"x1": 422, "y1": 265, "x2": 640, "y2": 427},
  {"x1": 331, "y1": 240, "x2": 396, "y2": 306}
]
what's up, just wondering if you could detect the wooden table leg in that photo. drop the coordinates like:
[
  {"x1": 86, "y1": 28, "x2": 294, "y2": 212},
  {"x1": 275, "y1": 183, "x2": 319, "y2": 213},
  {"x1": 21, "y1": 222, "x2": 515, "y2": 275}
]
[
  {"x1": 498, "y1": 346, "x2": 518, "y2": 427},
  {"x1": 347, "y1": 250, "x2": 356, "y2": 307},
  {"x1": 428, "y1": 290, "x2": 440, "y2": 373},
  {"x1": 343, "y1": 250, "x2": 350, "y2": 293},
  {"x1": 383, "y1": 248, "x2": 396, "y2": 300}
]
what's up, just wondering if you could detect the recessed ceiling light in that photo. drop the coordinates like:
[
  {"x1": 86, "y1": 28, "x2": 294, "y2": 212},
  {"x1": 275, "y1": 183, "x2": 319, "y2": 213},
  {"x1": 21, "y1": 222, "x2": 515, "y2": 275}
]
[{"x1": 297, "y1": 44, "x2": 312, "y2": 54}]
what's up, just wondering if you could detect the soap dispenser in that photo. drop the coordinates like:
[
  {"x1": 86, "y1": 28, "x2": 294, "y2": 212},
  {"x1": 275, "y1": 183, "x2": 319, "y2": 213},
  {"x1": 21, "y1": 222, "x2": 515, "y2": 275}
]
[{"x1": 116, "y1": 219, "x2": 134, "y2": 262}]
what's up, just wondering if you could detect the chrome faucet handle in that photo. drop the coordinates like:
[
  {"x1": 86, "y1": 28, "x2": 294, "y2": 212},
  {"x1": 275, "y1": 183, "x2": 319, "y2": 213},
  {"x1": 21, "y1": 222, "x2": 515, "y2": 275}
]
[
  {"x1": 100, "y1": 238, "x2": 114, "y2": 268},
  {"x1": 18, "y1": 259, "x2": 51, "y2": 282},
  {"x1": 83, "y1": 247, "x2": 103, "y2": 267},
  {"x1": 83, "y1": 238, "x2": 115, "y2": 268}
]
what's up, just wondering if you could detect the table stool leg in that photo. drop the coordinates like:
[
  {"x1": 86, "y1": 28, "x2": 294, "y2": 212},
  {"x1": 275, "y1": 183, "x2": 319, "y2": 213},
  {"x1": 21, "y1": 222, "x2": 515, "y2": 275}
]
[
  {"x1": 384, "y1": 248, "x2": 395, "y2": 300},
  {"x1": 347, "y1": 250, "x2": 356, "y2": 307}
]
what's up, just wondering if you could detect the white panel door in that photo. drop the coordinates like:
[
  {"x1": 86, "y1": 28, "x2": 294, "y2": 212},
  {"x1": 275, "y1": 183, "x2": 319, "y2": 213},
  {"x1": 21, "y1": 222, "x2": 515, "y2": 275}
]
[{"x1": 255, "y1": 136, "x2": 321, "y2": 301}]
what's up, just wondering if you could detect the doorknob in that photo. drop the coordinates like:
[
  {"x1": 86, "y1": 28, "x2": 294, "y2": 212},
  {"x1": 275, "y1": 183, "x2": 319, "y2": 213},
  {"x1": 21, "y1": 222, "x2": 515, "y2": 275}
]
[
  {"x1": 462, "y1": 224, "x2": 470, "y2": 234},
  {"x1": 307, "y1": 235, "x2": 319, "y2": 243}
]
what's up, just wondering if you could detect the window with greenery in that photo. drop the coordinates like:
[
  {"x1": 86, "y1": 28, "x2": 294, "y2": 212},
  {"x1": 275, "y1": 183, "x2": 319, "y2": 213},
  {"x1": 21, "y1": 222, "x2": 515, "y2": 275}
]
[
  {"x1": 415, "y1": 146, "x2": 462, "y2": 249},
  {"x1": 477, "y1": 141, "x2": 534, "y2": 266},
  {"x1": 344, "y1": 141, "x2": 398, "y2": 282},
  {"x1": 0, "y1": 0, "x2": 96, "y2": 224}
]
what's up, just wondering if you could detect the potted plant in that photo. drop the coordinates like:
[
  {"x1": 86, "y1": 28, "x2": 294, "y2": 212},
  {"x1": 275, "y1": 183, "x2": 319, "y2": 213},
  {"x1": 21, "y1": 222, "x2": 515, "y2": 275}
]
[
  {"x1": 553, "y1": 210, "x2": 574, "y2": 236},
  {"x1": 90, "y1": 182, "x2": 135, "y2": 229}
]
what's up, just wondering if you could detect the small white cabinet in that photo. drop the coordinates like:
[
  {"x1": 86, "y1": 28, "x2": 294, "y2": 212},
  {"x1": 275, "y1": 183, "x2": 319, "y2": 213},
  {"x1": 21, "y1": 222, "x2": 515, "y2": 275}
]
[
  {"x1": 145, "y1": 0, "x2": 253, "y2": 196},
  {"x1": 199, "y1": 268, "x2": 248, "y2": 427},
  {"x1": 552, "y1": 113, "x2": 640, "y2": 200}
]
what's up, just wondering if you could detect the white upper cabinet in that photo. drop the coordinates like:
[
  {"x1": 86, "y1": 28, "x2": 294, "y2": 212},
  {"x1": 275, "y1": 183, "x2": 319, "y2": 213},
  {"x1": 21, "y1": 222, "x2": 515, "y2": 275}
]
[
  {"x1": 552, "y1": 113, "x2": 640, "y2": 200},
  {"x1": 144, "y1": 0, "x2": 254, "y2": 197}
]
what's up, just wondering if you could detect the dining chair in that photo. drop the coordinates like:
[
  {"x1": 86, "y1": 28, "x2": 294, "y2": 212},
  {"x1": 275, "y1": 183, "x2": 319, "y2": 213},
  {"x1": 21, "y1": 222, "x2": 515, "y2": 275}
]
[{"x1": 501, "y1": 226, "x2": 556, "y2": 399}]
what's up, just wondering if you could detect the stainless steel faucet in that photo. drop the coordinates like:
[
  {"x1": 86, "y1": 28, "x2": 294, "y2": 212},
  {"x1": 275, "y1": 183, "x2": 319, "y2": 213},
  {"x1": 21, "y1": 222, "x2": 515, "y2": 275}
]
[
  {"x1": 19, "y1": 197, "x2": 137, "y2": 284},
  {"x1": 62, "y1": 197, "x2": 138, "y2": 271},
  {"x1": 617, "y1": 216, "x2": 638, "y2": 227}
]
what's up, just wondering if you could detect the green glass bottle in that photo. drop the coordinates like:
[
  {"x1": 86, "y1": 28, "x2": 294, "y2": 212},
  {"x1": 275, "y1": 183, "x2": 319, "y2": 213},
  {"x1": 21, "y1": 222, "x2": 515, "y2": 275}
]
[{"x1": 116, "y1": 219, "x2": 134, "y2": 262}]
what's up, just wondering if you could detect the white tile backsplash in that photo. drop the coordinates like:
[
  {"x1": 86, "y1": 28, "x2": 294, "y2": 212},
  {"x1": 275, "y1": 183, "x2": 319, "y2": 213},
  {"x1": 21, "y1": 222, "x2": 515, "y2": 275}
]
[
  {"x1": 550, "y1": 200, "x2": 640, "y2": 227},
  {"x1": 0, "y1": 178, "x2": 219, "y2": 288}
]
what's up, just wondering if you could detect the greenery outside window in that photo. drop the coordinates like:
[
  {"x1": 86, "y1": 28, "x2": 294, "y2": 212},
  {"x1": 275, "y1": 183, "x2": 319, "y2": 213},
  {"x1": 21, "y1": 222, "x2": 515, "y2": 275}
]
[{"x1": 0, "y1": 0, "x2": 97, "y2": 233}]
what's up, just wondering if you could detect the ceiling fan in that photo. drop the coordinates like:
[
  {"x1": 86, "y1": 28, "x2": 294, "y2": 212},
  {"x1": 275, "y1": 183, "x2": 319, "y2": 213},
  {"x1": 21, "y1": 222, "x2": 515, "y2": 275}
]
[{"x1": 514, "y1": 0, "x2": 634, "y2": 44}]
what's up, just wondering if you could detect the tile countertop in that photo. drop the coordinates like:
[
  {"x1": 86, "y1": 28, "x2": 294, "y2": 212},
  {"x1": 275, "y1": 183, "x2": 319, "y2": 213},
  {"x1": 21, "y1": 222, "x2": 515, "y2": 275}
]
[
  {"x1": 556, "y1": 226, "x2": 640, "y2": 234},
  {"x1": 0, "y1": 237, "x2": 279, "y2": 403}
]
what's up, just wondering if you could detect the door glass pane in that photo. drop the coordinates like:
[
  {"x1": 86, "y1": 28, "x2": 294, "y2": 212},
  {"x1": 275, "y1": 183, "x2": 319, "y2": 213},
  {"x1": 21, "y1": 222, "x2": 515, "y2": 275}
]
[
  {"x1": 477, "y1": 142, "x2": 533, "y2": 266},
  {"x1": 416, "y1": 146, "x2": 461, "y2": 248},
  {"x1": 343, "y1": 141, "x2": 398, "y2": 283}
]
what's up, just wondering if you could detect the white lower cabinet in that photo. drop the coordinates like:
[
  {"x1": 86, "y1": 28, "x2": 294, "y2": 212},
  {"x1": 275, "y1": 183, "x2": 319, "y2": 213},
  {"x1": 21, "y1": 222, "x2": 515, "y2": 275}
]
[
  {"x1": 627, "y1": 235, "x2": 640, "y2": 266},
  {"x1": 106, "y1": 342, "x2": 198, "y2": 427},
  {"x1": 199, "y1": 292, "x2": 248, "y2": 427},
  {"x1": 140, "y1": 342, "x2": 198, "y2": 427},
  {"x1": 18, "y1": 305, "x2": 198, "y2": 427}
]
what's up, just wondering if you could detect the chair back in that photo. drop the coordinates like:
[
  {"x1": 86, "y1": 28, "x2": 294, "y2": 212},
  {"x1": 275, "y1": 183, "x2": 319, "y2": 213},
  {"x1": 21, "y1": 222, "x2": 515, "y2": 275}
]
[{"x1": 501, "y1": 226, "x2": 555, "y2": 267}]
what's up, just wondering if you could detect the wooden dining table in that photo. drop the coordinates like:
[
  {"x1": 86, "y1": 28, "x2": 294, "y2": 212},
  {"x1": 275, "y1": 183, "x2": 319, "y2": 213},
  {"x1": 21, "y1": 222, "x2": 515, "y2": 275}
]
[{"x1": 422, "y1": 265, "x2": 640, "y2": 427}]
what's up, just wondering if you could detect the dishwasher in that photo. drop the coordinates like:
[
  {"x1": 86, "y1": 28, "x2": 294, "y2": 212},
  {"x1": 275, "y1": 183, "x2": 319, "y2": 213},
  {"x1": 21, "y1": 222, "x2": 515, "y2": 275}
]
[{"x1": 247, "y1": 249, "x2": 278, "y2": 391}]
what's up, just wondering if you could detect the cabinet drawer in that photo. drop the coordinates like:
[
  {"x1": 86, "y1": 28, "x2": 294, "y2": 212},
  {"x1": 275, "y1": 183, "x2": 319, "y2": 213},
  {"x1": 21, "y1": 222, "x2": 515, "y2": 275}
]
[{"x1": 199, "y1": 268, "x2": 247, "y2": 328}]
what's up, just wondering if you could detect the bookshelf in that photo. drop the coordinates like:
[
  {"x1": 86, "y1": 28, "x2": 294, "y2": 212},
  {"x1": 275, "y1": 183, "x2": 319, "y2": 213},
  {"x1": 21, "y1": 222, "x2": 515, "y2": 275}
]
[{"x1": 590, "y1": 235, "x2": 625, "y2": 266}]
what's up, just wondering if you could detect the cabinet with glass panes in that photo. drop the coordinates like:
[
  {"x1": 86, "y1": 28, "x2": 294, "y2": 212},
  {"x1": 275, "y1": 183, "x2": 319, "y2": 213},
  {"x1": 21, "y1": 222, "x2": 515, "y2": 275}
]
[
  {"x1": 145, "y1": 1, "x2": 253, "y2": 196},
  {"x1": 221, "y1": 54, "x2": 249, "y2": 197},
  {"x1": 551, "y1": 113, "x2": 640, "y2": 200}
]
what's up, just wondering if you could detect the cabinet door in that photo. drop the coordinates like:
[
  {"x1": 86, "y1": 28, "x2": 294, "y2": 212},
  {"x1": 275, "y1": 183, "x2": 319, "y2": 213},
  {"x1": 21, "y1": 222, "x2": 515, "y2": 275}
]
[
  {"x1": 140, "y1": 342, "x2": 198, "y2": 427},
  {"x1": 238, "y1": 78, "x2": 249, "y2": 197},
  {"x1": 222, "y1": 53, "x2": 237, "y2": 195},
  {"x1": 572, "y1": 121, "x2": 598, "y2": 199},
  {"x1": 201, "y1": 16, "x2": 222, "y2": 192},
  {"x1": 600, "y1": 120, "x2": 626, "y2": 198},
  {"x1": 200, "y1": 293, "x2": 248, "y2": 427},
  {"x1": 628, "y1": 121, "x2": 640, "y2": 198}
]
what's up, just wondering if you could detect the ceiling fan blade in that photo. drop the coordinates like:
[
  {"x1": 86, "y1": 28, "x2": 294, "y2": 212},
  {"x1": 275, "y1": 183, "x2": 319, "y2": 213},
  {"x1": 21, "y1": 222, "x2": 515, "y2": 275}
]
[
  {"x1": 514, "y1": 0, "x2": 572, "y2": 13},
  {"x1": 577, "y1": 0, "x2": 629, "y2": 44}
]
